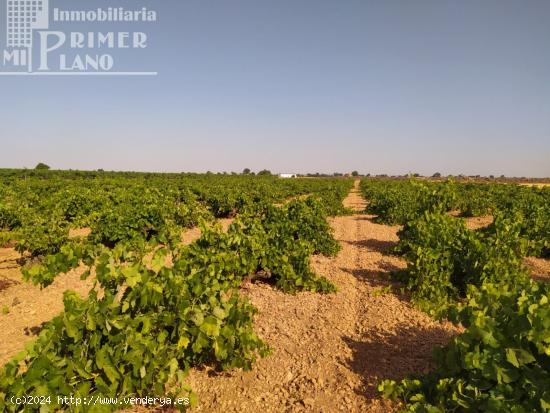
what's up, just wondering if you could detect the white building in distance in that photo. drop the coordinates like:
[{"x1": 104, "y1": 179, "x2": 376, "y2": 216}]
[{"x1": 279, "y1": 173, "x2": 297, "y2": 178}]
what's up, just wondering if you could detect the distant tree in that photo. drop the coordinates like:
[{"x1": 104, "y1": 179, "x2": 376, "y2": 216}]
[
  {"x1": 412, "y1": 173, "x2": 420, "y2": 177},
  {"x1": 257, "y1": 169, "x2": 271, "y2": 176},
  {"x1": 366, "y1": 173, "x2": 371, "y2": 177},
  {"x1": 432, "y1": 172, "x2": 441, "y2": 178},
  {"x1": 333, "y1": 172, "x2": 343, "y2": 177},
  {"x1": 35, "y1": 163, "x2": 50, "y2": 170},
  {"x1": 489, "y1": 175, "x2": 495, "y2": 179},
  {"x1": 351, "y1": 171, "x2": 359, "y2": 177},
  {"x1": 97, "y1": 168, "x2": 104, "y2": 172},
  {"x1": 242, "y1": 168, "x2": 251, "y2": 175}
]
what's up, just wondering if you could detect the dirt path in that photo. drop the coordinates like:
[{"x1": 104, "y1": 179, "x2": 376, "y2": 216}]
[{"x1": 185, "y1": 181, "x2": 459, "y2": 412}]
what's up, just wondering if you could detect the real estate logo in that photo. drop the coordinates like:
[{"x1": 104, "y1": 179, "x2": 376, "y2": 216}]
[{"x1": 2, "y1": 0, "x2": 158, "y2": 76}]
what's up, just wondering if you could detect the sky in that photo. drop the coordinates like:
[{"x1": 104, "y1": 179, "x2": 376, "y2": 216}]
[{"x1": 0, "y1": 0, "x2": 549, "y2": 176}]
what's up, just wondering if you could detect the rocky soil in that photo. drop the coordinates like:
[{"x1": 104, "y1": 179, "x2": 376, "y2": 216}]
[{"x1": 182, "y1": 182, "x2": 460, "y2": 412}]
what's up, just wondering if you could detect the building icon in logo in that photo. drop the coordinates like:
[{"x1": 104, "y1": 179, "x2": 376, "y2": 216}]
[
  {"x1": 5, "y1": 0, "x2": 49, "y2": 71},
  {"x1": 2, "y1": 1, "x2": 158, "y2": 75}
]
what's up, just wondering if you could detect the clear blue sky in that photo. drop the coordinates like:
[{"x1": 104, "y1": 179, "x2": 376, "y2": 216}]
[{"x1": 1, "y1": 0, "x2": 549, "y2": 176}]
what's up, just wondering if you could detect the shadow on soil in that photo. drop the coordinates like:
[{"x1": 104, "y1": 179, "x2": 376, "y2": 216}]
[
  {"x1": 0, "y1": 264, "x2": 19, "y2": 270},
  {"x1": 342, "y1": 258, "x2": 404, "y2": 282},
  {"x1": 0, "y1": 278, "x2": 19, "y2": 292},
  {"x1": 344, "y1": 323, "x2": 456, "y2": 398},
  {"x1": 24, "y1": 322, "x2": 47, "y2": 336},
  {"x1": 0, "y1": 254, "x2": 20, "y2": 270},
  {"x1": 533, "y1": 275, "x2": 550, "y2": 283},
  {"x1": 342, "y1": 239, "x2": 398, "y2": 254},
  {"x1": 353, "y1": 215, "x2": 377, "y2": 222},
  {"x1": 341, "y1": 266, "x2": 412, "y2": 304}
]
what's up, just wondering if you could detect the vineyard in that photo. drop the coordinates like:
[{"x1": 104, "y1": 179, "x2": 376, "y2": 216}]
[
  {"x1": 361, "y1": 179, "x2": 550, "y2": 412},
  {"x1": 0, "y1": 171, "x2": 352, "y2": 412},
  {"x1": 0, "y1": 172, "x2": 549, "y2": 412}
]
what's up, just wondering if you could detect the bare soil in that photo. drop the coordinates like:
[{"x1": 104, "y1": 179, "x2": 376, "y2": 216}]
[
  {"x1": 0, "y1": 249, "x2": 93, "y2": 365},
  {"x1": 183, "y1": 182, "x2": 460, "y2": 412},
  {"x1": 68, "y1": 227, "x2": 92, "y2": 239},
  {"x1": 524, "y1": 256, "x2": 550, "y2": 282},
  {"x1": 463, "y1": 215, "x2": 493, "y2": 230},
  {"x1": 0, "y1": 219, "x2": 239, "y2": 366},
  {"x1": 2, "y1": 184, "x2": 545, "y2": 412},
  {"x1": 0, "y1": 185, "x2": 463, "y2": 413}
]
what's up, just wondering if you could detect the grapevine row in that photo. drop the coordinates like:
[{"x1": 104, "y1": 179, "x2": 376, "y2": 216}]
[{"x1": 360, "y1": 179, "x2": 550, "y2": 412}]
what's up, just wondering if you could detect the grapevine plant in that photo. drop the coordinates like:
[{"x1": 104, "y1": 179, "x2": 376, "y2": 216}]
[
  {"x1": 360, "y1": 178, "x2": 550, "y2": 412},
  {"x1": 0, "y1": 179, "x2": 344, "y2": 412}
]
